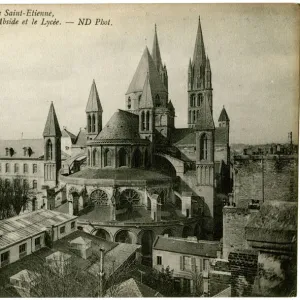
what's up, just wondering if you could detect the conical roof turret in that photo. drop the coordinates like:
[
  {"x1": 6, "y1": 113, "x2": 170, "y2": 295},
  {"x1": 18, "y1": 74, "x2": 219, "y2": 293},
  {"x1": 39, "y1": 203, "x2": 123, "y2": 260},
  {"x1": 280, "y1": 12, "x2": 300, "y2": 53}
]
[
  {"x1": 86, "y1": 80, "x2": 102, "y2": 112},
  {"x1": 43, "y1": 102, "x2": 62, "y2": 137},
  {"x1": 218, "y1": 106, "x2": 230, "y2": 122}
]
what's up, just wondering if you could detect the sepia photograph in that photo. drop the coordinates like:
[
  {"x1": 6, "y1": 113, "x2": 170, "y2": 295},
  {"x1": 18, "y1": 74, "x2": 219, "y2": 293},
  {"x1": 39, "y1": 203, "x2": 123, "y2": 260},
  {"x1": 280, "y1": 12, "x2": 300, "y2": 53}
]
[{"x1": 0, "y1": 3, "x2": 298, "y2": 298}]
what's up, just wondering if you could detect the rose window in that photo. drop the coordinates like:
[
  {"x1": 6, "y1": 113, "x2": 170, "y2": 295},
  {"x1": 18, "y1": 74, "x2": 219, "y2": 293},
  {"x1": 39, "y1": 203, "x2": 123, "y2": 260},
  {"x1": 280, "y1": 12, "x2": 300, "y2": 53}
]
[
  {"x1": 120, "y1": 189, "x2": 140, "y2": 207},
  {"x1": 90, "y1": 189, "x2": 108, "y2": 206}
]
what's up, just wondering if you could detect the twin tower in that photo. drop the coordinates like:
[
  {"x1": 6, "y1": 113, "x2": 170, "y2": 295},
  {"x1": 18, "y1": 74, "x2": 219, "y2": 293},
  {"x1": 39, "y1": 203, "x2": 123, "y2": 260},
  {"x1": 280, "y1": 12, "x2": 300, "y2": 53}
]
[{"x1": 83, "y1": 17, "x2": 224, "y2": 143}]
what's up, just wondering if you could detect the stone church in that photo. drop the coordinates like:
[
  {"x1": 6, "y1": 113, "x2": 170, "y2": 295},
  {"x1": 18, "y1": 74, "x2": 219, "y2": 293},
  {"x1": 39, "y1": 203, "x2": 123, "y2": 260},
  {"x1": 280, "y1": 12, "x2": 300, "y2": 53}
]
[{"x1": 0, "y1": 17, "x2": 231, "y2": 262}]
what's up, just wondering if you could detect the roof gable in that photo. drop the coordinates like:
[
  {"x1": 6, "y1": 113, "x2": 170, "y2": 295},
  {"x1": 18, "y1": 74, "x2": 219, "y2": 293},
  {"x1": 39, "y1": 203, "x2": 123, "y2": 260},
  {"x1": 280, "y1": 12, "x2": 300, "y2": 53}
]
[{"x1": 126, "y1": 47, "x2": 167, "y2": 95}]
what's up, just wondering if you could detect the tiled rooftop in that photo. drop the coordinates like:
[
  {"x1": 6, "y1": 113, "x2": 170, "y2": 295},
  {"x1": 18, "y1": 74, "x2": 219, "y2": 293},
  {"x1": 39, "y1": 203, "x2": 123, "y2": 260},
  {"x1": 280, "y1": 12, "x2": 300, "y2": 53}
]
[
  {"x1": 153, "y1": 235, "x2": 220, "y2": 257},
  {"x1": 0, "y1": 210, "x2": 77, "y2": 249}
]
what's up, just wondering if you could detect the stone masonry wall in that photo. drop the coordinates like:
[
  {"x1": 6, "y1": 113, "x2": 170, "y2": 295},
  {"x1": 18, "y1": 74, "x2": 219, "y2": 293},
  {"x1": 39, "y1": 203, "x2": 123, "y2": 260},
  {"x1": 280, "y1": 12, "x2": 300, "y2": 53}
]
[
  {"x1": 228, "y1": 250, "x2": 258, "y2": 297},
  {"x1": 234, "y1": 157, "x2": 298, "y2": 205},
  {"x1": 222, "y1": 207, "x2": 251, "y2": 259}
]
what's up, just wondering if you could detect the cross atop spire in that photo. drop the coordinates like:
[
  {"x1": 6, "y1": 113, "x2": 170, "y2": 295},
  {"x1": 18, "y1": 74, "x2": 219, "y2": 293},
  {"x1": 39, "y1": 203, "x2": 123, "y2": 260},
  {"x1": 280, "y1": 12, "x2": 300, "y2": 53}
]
[{"x1": 152, "y1": 24, "x2": 163, "y2": 72}]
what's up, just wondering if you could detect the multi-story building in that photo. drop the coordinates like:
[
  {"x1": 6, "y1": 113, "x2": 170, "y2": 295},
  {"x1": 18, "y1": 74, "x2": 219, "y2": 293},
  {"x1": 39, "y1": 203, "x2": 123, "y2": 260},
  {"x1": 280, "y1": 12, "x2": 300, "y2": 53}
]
[{"x1": 152, "y1": 235, "x2": 220, "y2": 295}]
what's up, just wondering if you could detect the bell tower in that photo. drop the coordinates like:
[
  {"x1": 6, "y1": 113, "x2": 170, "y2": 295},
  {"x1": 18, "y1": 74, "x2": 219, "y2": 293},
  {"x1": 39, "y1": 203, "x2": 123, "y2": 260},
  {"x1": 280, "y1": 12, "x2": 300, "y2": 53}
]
[
  {"x1": 43, "y1": 102, "x2": 62, "y2": 187},
  {"x1": 195, "y1": 98, "x2": 215, "y2": 237},
  {"x1": 86, "y1": 80, "x2": 103, "y2": 140},
  {"x1": 188, "y1": 17, "x2": 213, "y2": 128}
]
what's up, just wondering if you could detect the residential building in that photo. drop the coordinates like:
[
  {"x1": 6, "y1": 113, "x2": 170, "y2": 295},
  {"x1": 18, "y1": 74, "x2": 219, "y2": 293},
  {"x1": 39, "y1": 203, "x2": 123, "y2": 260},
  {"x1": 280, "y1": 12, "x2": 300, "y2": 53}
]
[{"x1": 152, "y1": 235, "x2": 220, "y2": 295}]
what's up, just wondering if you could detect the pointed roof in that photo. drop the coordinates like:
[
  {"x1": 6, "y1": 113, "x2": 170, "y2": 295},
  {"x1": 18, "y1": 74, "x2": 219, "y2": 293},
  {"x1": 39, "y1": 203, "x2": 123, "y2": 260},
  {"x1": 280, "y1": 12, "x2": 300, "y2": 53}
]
[
  {"x1": 62, "y1": 128, "x2": 77, "y2": 142},
  {"x1": 140, "y1": 73, "x2": 154, "y2": 109},
  {"x1": 218, "y1": 106, "x2": 230, "y2": 122},
  {"x1": 167, "y1": 100, "x2": 174, "y2": 111},
  {"x1": 188, "y1": 58, "x2": 192, "y2": 72},
  {"x1": 152, "y1": 24, "x2": 163, "y2": 72},
  {"x1": 195, "y1": 98, "x2": 215, "y2": 131},
  {"x1": 86, "y1": 80, "x2": 102, "y2": 112},
  {"x1": 192, "y1": 16, "x2": 206, "y2": 69},
  {"x1": 205, "y1": 56, "x2": 211, "y2": 72},
  {"x1": 43, "y1": 102, "x2": 62, "y2": 137},
  {"x1": 126, "y1": 47, "x2": 167, "y2": 94}
]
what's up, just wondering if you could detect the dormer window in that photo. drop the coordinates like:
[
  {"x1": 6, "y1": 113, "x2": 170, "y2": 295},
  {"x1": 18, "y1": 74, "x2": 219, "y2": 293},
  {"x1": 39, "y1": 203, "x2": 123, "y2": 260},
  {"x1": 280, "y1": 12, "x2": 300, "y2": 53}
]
[
  {"x1": 24, "y1": 147, "x2": 28, "y2": 156},
  {"x1": 5, "y1": 148, "x2": 14, "y2": 157}
]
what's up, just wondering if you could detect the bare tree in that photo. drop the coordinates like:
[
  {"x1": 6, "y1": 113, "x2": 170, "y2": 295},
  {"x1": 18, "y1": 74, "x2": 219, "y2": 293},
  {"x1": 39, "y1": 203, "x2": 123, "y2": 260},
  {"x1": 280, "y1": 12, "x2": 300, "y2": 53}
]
[{"x1": 0, "y1": 176, "x2": 31, "y2": 220}]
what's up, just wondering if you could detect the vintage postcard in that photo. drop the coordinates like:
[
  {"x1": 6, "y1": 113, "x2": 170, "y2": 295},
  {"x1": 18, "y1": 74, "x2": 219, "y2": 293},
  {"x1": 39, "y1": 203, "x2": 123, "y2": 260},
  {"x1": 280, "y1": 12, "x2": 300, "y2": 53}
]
[{"x1": 0, "y1": 4, "x2": 298, "y2": 298}]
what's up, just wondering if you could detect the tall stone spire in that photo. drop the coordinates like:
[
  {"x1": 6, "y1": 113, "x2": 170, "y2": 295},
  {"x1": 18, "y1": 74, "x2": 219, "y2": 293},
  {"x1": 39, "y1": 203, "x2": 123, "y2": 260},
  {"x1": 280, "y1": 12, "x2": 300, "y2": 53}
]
[
  {"x1": 151, "y1": 24, "x2": 168, "y2": 92},
  {"x1": 43, "y1": 102, "x2": 61, "y2": 137},
  {"x1": 192, "y1": 16, "x2": 206, "y2": 69},
  {"x1": 152, "y1": 24, "x2": 163, "y2": 72}
]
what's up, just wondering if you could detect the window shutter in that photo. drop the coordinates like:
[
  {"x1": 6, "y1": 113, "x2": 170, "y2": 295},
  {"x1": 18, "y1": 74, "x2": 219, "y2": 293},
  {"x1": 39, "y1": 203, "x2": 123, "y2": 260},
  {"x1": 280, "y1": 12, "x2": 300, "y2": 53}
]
[
  {"x1": 180, "y1": 256, "x2": 184, "y2": 270},
  {"x1": 191, "y1": 257, "x2": 196, "y2": 272}
]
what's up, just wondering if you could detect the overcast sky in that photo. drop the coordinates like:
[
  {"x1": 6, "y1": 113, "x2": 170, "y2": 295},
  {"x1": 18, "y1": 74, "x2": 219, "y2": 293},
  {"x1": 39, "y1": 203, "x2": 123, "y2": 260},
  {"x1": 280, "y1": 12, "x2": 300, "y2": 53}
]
[{"x1": 0, "y1": 4, "x2": 298, "y2": 144}]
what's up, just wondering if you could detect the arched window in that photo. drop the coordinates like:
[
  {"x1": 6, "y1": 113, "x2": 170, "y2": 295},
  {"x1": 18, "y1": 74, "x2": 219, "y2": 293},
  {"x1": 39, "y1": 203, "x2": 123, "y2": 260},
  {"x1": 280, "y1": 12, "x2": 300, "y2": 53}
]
[
  {"x1": 118, "y1": 148, "x2": 127, "y2": 167},
  {"x1": 128, "y1": 97, "x2": 131, "y2": 109},
  {"x1": 138, "y1": 95, "x2": 142, "y2": 105},
  {"x1": 23, "y1": 163, "x2": 28, "y2": 173},
  {"x1": 200, "y1": 134, "x2": 208, "y2": 160},
  {"x1": 146, "y1": 111, "x2": 150, "y2": 131},
  {"x1": 92, "y1": 149, "x2": 97, "y2": 166},
  {"x1": 92, "y1": 114, "x2": 96, "y2": 132},
  {"x1": 5, "y1": 163, "x2": 9, "y2": 173},
  {"x1": 190, "y1": 94, "x2": 195, "y2": 107},
  {"x1": 197, "y1": 110, "x2": 200, "y2": 121},
  {"x1": 88, "y1": 115, "x2": 92, "y2": 133},
  {"x1": 141, "y1": 111, "x2": 145, "y2": 131},
  {"x1": 104, "y1": 149, "x2": 112, "y2": 167},
  {"x1": 188, "y1": 110, "x2": 191, "y2": 123},
  {"x1": 46, "y1": 139, "x2": 52, "y2": 160},
  {"x1": 132, "y1": 148, "x2": 142, "y2": 168},
  {"x1": 33, "y1": 164, "x2": 37, "y2": 173},
  {"x1": 14, "y1": 163, "x2": 19, "y2": 173},
  {"x1": 193, "y1": 111, "x2": 196, "y2": 123},
  {"x1": 155, "y1": 94, "x2": 161, "y2": 107}
]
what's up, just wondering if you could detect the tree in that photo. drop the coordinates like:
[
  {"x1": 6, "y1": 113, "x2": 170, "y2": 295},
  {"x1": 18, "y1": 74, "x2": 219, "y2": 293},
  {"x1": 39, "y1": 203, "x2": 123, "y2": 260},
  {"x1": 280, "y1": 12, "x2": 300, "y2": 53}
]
[
  {"x1": 142, "y1": 266, "x2": 175, "y2": 296},
  {"x1": 0, "y1": 176, "x2": 30, "y2": 220}
]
